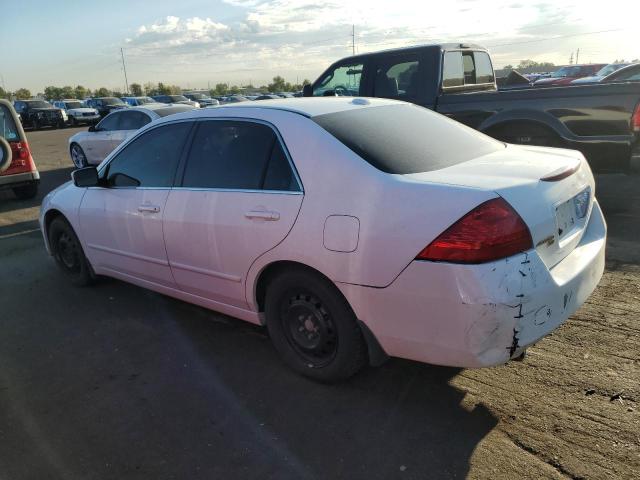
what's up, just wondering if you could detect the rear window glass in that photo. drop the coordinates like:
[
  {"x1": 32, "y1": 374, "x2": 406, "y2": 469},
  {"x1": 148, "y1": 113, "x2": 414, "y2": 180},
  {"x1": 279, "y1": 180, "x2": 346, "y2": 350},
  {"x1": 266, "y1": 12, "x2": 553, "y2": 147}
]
[
  {"x1": 312, "y1": 104, "x2": 504, "y2": 174},
  {"x1": 0, "y1": 105, "x2": 20, "y2": 141}
]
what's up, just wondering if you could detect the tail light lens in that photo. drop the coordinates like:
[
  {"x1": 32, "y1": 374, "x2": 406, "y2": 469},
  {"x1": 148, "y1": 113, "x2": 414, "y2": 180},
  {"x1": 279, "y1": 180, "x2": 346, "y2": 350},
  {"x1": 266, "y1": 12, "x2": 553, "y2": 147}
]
[
  {"x1": 632, "y1": 102, "x2": 640, "y2": 133},
  {"x1": 8, "y1": 141, "x2": 35, "y2": 171},
  {"x1": 416, "y1": 198, "x2": 533, "y2": 264}
]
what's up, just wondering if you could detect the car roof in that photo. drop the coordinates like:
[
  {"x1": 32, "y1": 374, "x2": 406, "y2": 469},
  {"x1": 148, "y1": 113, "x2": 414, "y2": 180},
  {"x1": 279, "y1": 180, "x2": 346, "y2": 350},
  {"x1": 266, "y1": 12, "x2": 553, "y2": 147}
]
[{"x1": 156, "y1": 97, "x2": 404, "y2": 122}]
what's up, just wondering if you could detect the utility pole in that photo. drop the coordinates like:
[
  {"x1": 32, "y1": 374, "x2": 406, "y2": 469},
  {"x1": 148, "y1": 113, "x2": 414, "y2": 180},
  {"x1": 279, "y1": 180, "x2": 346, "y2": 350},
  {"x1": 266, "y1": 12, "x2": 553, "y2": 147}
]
[
  {"x1": 576, "y1": 48, "x2": 580, "y2": 64},
  {"x1": 569, "y1": 51, "x2": 574, "y2": 65},
  {"x1": 352, "y1": 24, "x2": 355, "y2": 56},
  {"x1": 120, "y1": 48, "x2": 129, "y2": 94}
]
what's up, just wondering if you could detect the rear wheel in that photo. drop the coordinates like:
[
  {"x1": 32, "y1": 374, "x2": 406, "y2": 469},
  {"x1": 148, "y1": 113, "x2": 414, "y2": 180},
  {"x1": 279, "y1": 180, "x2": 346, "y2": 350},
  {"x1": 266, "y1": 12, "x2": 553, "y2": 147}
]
[
  {"x1": 265, "y1": 268, "x2": 367, "y2": 382},
  {"x1": 48, "y1": 216, "x2": 94, "y2": 287},
  {"x1": 70, "y1": 143, "x2": 88, "y2": 168},
  {"x1": 12, "y1": 183, "x2": 38, "y2": 200}
]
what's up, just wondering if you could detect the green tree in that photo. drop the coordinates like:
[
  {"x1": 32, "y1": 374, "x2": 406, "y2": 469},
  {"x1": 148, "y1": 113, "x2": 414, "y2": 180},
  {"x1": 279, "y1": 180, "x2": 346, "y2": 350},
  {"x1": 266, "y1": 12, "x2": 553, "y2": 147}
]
[
  {"x1": 60, "y1": 85, "x2": 75, "y2": 99},
  {"x1": 211, "y1": 83, "x2": 229, "y2": 96},
  {"x1": 143, "y1": 82, "x2": 158, "y2": 96},
  {"x1": 95, "y1": 87, "x2": 111, "y2": 97},
  {"x1": 14, "y1": 88, "x2": 31, "y2": 99},
  {"x1": 130, "y1": 83, "x2": 143, "y2": 96},
  {"x1": 0, "y1": 87, "x2": 9, "y2": 99},
  {"x1": 44, "y1": 86, "x2": 62, "y2": 100},
  {"x1": 74, "y1": 85, "x2": 89, "y2": 99},
  {"x1": 268, "y1": 76, "x2": 286, "y2": 93}
]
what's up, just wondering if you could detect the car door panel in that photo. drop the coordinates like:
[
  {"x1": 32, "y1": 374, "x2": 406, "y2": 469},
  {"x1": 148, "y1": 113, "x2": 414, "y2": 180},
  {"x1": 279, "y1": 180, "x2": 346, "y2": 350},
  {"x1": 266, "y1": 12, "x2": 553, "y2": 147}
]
[{"x1": 163, "y1": 190, "x2": 302, "y2": 307}]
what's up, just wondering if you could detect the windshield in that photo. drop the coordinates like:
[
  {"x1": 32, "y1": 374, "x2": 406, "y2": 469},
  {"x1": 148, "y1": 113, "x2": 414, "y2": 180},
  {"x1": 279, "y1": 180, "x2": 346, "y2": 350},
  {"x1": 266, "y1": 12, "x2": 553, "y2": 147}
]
[
  {"x1": 551, "y1": 66, "x2": 580, "y2": 78},
  {"x1": 102, "y1": 97, "x2": 125, "y2": 105},
  {"x1": 313, "y1": 104, "x2": 503, "y2": 174},
  {"x1": 169, "y1": 95, "x2": 188, "y2": 102},
  {"x1": 26, "y1": 100, "x2": 52, "y2": 109},
  {"x1": 64, "y1": 101, "x2": 84, "y2": 109}
]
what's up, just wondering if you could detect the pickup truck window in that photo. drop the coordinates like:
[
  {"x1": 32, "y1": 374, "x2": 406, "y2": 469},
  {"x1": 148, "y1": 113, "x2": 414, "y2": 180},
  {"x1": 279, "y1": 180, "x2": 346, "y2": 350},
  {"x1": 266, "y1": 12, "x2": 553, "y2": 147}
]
[
  {"x1": 313, "y1": 63, "x2": 363, "y2": 96},
  {"x1": 462, "y1": 52, "x2": 476, "y2": 84},
  {"x1": 313, "y1": 104, "x2": 503, "y2": 174},
  {"x1": 373, "y1": 57, "x2": 419, "y2": 100},
  {"x1": 443, "y1": 52, "x2": 464, "y2": 87},
  {"x1": 475, "y1": 52, "x2": 494, "y2": 84}
]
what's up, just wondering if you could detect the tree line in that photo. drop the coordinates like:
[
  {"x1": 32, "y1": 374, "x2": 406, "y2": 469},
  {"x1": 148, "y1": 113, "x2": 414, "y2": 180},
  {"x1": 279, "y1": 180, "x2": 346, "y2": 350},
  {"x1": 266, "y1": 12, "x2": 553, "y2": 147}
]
[{"x1": 0, "y1": 76, "x2": 311, "y2": 101}]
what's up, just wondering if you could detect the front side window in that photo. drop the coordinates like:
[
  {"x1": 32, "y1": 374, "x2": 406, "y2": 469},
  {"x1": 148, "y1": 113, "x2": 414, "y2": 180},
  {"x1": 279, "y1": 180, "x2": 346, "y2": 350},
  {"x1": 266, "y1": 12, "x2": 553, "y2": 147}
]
[
  {"x1": 182, "y1": 120, "x2": 298, "y2": 191},
  {"x1": 313, "y1": 63, "x2": 363, "y2": 97},
  {"x1": 373, "y1": 56, "x2": 420, "y2": 100},
  {"x1": 103, "y1": 122, "x2": 192, "y2": 187},
  {"x1": 118, "y1": 111, "x2": 150, "y2": 131},
  {"x1": 96, "y1": 113, "x2": 120, "y2": 132}
]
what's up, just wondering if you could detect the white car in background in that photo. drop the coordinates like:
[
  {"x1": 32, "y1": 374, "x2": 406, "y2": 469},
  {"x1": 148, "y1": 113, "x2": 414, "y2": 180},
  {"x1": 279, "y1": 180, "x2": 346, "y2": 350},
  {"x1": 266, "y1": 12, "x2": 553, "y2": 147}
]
[
  {"x1": 53, "y1": 99, "x2": 100, "y2": 126},
  {"x1": 68, "y1": 103, "x2": 195, "y2": 167}
]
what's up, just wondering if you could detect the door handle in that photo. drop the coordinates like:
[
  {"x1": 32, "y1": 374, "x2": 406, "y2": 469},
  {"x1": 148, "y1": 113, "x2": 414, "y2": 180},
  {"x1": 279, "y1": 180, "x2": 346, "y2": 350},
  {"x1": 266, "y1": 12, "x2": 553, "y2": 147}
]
[
  {"x1": 245, "y1": 210, "x2": 280, "y2": 221},
  {"x1": 138, "y1": 204, "x2": 160, "y2": 213}
]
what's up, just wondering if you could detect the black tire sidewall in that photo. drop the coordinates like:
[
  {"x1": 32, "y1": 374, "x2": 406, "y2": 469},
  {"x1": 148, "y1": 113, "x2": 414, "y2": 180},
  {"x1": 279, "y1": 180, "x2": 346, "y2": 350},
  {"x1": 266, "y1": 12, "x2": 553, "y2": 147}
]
[
  {"x1": 48, "y1": 217, "x2": 93, "y2": 287},
  {"x1": 265, "y1": 269, "x2": 366, "y2": 382}
]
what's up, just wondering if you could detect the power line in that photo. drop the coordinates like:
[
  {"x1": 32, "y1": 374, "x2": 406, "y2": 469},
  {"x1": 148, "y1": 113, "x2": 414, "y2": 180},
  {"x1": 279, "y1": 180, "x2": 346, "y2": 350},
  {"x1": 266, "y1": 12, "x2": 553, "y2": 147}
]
[{"x1": 486, "y1": 28, "x2": 624, "y2": 48}]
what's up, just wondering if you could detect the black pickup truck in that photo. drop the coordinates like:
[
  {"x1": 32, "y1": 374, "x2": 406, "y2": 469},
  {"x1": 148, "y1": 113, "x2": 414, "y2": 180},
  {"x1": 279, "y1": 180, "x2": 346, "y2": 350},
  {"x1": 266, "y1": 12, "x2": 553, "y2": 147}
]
[
  {"x1": 304, "y1": 43, "x2": 640, "y2": 173},
  {"x1": 13, "y1": 100, "x2": 66, "y2": 130}
]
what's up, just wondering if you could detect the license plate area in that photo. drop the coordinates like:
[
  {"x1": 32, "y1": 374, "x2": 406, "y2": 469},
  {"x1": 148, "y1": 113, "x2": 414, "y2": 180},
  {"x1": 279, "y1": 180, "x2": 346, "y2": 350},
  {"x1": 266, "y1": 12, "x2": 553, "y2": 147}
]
[{"x1": 555, "y1": 187, "x2": 590, "y2": 243}]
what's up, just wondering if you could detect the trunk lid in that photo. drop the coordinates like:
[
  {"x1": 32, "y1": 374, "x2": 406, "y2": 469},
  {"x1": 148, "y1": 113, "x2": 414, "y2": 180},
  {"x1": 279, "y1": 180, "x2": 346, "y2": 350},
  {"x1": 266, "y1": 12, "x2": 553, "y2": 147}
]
[{"x1": 404, "y1": 144, "x2": 595, "y2": 268}]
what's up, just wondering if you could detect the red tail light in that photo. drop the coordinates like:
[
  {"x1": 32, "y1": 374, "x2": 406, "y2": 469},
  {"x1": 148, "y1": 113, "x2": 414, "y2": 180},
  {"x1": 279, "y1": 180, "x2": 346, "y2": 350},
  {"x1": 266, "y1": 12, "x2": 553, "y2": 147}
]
[
  {"x1": 8, "y1": 141, "x2": 35, "y2": 172},
  {"x1": 632, "y1": 102, "x2": 640, "y2": 133},
  {"x1": 416, "y1": 198, "x2": 533, "y2": 264}
]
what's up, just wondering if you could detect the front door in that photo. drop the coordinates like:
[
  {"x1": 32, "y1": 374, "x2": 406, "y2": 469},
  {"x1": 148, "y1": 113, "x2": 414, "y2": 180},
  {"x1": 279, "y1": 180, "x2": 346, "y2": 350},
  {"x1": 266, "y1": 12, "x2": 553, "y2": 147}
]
[
  {"x1": 85, "y1": 112, "x2": 120, "y2": 164},
  {"x1": 79, "y1": 121, "x2": 193, "y2": 287},
  {"x1": 163, "y1": 120, "x2": 303, "y2": 308}
]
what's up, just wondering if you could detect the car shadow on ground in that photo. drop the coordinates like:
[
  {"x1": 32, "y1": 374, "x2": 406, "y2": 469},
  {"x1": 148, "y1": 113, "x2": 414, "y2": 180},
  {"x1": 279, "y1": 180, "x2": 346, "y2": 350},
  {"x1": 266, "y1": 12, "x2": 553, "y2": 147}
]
[{"x1": 0, "y1": 165, "x2": 73, "y2": 214}]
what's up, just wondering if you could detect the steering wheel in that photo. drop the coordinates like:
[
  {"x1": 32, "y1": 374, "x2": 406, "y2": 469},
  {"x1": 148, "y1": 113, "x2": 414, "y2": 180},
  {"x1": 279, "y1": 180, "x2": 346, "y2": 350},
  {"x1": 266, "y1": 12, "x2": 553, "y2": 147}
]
[{"x1": 333, "y1": 85, "x2": 348, "y2": 96}]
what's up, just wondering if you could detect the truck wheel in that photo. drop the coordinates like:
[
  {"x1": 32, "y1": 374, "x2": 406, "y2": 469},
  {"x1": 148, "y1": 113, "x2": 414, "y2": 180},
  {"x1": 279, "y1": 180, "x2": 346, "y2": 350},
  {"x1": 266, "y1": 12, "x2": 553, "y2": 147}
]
[
  {"x1": 0, "y1": 137, "x2": 12, "y2": 172},
  {"x1": 488, "y1": 123, "x2": 563, "y2": 148},
  {"x1": 32, "y1": 118, "x2": 40, "y2": 131},
  {"x1": 265, "y1": 267, "x2": 367, "y2": 382},
  {"x1": 12, "y1": 183, "x2": 38, "y2": 200}
]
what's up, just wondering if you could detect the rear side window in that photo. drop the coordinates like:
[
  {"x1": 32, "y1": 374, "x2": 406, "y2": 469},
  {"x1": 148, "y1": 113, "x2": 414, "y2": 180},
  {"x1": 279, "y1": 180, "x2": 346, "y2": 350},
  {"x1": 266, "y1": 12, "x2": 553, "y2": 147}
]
[
  {"x1": 443, "y1": 51, "x2": 494, "y2": 87},
  {"x1": 0, "y1": 105, "x2": 20, "y2": 141},
  {"x1": 373, "y1": 56, "x2": 420, "y2": 100},
  {"x1": 182, "y1": 120, "x2": 299, "y2": 191},
  {"x1": 118, "y1": 111, "x2": 150, "y2": 130},
  {"x1": 313, "y1": 104, "x2": 503, "y2": 174},
  {"x1": 104, "y1": 122, "x2": 192, "y2": 187}
]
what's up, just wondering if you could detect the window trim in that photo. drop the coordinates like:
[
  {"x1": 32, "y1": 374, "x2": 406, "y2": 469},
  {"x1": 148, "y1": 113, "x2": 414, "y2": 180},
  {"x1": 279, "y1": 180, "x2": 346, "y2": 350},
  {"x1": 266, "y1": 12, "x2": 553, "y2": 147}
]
[
  {"x1": 96, "y1": 117, "x2": 304, "y2": 194},
  {"x1": 440, "y1": 50, "x2": 496, "y2": 93},
  {"x1": 174, "y1": 117, "x2": 304, "y2": 195}
]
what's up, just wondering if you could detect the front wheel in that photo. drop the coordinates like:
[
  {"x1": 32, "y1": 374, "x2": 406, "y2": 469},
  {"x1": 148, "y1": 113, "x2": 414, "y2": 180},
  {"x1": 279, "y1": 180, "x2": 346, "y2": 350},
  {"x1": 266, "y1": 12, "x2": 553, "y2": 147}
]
[
  {"x1": 265, "y1": 268, "x2": 367, "y2": 382},
  {"x1": 70, "y1": 143, "x2": 88, "y2": 168},
  {"x1": 48, "y1": 217, "x2": 94, "y2": 287}
]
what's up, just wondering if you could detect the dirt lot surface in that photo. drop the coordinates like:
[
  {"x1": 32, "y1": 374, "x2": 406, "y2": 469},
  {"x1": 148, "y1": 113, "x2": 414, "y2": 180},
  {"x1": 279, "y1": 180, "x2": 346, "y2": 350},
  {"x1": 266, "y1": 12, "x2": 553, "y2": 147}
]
[{"x1": 1, "y1": 127, "x2": 638, "y2": 479}]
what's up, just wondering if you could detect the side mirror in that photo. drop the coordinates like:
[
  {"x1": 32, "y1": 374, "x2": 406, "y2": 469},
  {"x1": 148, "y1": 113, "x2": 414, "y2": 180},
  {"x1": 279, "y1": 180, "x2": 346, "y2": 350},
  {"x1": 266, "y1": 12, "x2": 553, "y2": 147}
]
[
  {"x1": 71, "y1": 167, "x2": 99, "y2": 188},
  {"x1": 88, "y1": 125, "x2": 96, "y2": 132},
  {"x1": 302, "y1": 84, "x2": 313, "y2": 97}
]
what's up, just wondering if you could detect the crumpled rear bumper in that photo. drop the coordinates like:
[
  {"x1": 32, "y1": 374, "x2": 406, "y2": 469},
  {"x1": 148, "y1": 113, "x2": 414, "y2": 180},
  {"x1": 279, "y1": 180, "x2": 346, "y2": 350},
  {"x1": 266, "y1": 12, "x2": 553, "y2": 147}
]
[{"x1": 339, "y1": 200, "x2": 606, "y2": 368}]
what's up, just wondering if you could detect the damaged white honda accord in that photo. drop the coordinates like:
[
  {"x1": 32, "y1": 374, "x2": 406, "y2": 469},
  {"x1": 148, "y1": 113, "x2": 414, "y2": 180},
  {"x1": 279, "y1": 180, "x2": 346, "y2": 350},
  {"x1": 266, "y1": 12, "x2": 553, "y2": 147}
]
[{"x1": 40, "y1": 98, "x2": 606, "y2": 382}]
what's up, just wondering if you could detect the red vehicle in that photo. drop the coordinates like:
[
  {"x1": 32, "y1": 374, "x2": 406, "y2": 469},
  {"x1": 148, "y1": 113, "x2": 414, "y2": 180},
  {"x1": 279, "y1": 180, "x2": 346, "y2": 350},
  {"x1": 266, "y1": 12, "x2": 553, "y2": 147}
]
[
  {"x1": 534, "y1": 64, "x2": 606, "y2": 87},
  {"x1": 0, "y1": 99, "x2": 40, "y2": 199}
]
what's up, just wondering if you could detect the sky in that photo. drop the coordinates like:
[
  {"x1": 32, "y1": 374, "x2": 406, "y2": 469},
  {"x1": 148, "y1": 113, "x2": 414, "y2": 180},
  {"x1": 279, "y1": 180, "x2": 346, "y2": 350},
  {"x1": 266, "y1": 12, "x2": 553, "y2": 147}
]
[{"x1": 1, "y1": 0, "x2": 638, "y2": 93}]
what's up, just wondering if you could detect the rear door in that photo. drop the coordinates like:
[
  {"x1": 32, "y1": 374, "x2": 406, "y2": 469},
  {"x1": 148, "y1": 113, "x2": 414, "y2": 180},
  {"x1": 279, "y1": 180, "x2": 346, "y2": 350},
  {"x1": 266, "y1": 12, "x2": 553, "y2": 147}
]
[{"x1": 163, "y1": 119, "x2": 303, "y2": 308}]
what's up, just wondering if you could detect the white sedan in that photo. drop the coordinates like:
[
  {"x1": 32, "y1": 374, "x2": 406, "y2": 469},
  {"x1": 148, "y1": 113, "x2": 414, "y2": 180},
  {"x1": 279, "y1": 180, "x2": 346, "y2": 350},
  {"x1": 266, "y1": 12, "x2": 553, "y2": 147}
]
[
  {"x1": 67, "y1": 104, "x2": 195, "y2": 167},
  {"x1": 42, "y1": 98, "x2": 606, "y2": 382}
]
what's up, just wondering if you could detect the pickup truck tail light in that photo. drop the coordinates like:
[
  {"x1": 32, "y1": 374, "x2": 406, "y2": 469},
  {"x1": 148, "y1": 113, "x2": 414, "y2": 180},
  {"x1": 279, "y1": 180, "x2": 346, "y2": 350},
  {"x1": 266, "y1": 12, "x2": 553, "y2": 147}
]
[
  {"x1": 416, "y1": 198, "x2": 533, "y2": 264},
  {"x1": 632, "y1": 102, "x2": 640, "y2": 133}
]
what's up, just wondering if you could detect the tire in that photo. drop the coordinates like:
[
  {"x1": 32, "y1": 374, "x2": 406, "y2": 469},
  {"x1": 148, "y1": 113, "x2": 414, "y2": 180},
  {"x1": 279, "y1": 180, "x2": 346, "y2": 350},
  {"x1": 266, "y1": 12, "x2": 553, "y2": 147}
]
[
  {"x1": 48, "y1": 216, "x2": 94, "y2": 287},
  {"x1": 69, "y1": 116, "x2": 77, "y2": 127},
  {"x1": 32, "y1": 118, "x2": 40, "y2": 131},
  {"x1": 489, "y1": 123, "x2": 563, "y2": 148},
  {"x1": 70, "y1": 143, "x2": 88, "y2": 168},
  {"x1": 0, "y1": 136, "x2": 11, "y2": 172},
  {"x1": 12, "y1": 183, "x2": 38, "y2": 200},
  {"x1": 265, "y1": 268, "x2": 367, "y2": 382}
]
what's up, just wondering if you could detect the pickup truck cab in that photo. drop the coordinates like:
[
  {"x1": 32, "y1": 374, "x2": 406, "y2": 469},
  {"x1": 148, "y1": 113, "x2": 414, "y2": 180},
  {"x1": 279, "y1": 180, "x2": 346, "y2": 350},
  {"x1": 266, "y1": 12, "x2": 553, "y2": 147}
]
[{"x1": 305, "y1": 43, "x2": 640, "y2": 173}]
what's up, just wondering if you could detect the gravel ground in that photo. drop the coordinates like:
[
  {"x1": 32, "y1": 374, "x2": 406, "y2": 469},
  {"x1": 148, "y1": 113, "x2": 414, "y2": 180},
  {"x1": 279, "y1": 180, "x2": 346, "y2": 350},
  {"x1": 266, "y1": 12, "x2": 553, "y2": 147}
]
[{"x1": 0, "y1": 126, "x2": 638, "y2": 479}]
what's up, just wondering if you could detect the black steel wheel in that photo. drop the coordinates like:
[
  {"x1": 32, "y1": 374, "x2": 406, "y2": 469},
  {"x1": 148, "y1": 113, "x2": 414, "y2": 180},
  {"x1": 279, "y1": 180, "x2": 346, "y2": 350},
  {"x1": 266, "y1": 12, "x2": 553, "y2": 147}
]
[
  {"x1": 48, "y1": 216, "x2": 94, "y2": 286},
  {"x1": 265, "y1": 267, "x2": 367, "y2": 382}
]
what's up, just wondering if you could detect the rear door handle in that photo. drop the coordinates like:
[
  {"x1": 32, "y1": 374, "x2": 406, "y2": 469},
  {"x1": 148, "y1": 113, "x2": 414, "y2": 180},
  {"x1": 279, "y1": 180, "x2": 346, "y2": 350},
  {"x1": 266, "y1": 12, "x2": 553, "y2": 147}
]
[
  {"x1": 245, "y1": 210, "x2": 280, "y2": 221},
  {"x1": 138, "y1": 204, "x2": 160, "y2": 213}
]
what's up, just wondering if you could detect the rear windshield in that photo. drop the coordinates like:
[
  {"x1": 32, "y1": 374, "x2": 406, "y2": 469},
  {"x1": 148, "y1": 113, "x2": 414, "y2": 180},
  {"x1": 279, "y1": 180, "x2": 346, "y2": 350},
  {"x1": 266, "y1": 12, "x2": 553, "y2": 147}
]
[
  {"x1": 312, "y1": 104, "x2": 503, "y2": 174},
  {"x1": 0, "y1": 105, "x2": 20, "y2": 141},
  {"x1": 101, "y1": 97, "x2": 125, "y2": 105}
]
